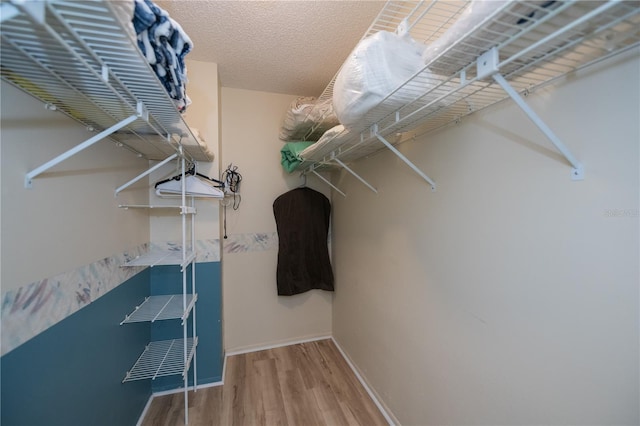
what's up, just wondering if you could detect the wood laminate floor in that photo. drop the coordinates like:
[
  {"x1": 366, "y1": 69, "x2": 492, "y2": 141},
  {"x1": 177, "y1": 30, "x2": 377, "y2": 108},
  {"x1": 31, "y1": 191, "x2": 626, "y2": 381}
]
[{"x1": 141, "y1": 339, "x2": 388, "y2": 426}]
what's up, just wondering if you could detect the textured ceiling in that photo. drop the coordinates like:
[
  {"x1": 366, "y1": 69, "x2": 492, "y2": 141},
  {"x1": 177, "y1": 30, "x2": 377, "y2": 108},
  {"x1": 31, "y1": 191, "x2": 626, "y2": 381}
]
[{"x1": 156, "y1": 0, "x2": 385, "y2": 97}]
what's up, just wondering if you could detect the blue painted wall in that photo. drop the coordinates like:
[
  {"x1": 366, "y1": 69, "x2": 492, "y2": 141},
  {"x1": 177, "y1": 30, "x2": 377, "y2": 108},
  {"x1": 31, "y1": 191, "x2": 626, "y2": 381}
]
[
  {"x1": 1, "y1": 269, "x2": 151, "y2": 426},
  {"x1": 149, "y1": 261, "x2": 223, "y2": 392},
  {"x1": 1, "y1": 262, "x2": 223, "y2": 424}
]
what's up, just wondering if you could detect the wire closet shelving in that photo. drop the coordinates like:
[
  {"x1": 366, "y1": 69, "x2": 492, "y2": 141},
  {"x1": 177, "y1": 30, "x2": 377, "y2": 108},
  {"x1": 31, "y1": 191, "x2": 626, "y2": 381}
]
[
  {"x1": 0, "y1": 0, "x2": 213, "y2": 188},
  {"x1": 123, "y1": 338, "x2": 198, "y2": 382},
  {"x1": 0, "y1": 2, "x2": 209, "y2": 423},
  {"x1": 298, "y1": 0, "x2": 640, "y2": 193},
  {"x1": 118, "y1": 154, "x2": 200, "y2": 426}
]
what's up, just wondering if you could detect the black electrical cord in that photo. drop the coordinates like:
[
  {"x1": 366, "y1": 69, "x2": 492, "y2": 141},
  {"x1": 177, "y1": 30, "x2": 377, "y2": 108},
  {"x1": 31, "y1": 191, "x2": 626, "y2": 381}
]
[
  {"x1": 221, "y1": 164, "x2": 242, "y2": 239},
  {"x1": 223, "y1": 164, "x2": 242, "y2": 195}
]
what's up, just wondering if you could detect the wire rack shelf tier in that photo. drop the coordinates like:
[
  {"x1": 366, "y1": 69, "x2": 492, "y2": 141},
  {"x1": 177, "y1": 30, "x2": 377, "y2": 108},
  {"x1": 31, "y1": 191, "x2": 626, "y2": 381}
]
[
  {"x1": 0, "y1": 0, "x2": 212, "y2": 162},
  {"x1": 123, "y1": 250, "x2": 196, "y2": 269},
  {"x1": 118, "y1": 205, "x2": 197, "y2": 214},
  {"x1": 121, "y1": 294, "x2": 197, "y2": 325},
  {"x1": 122, "y1": 337, "x2": 198, "y2": 382}
]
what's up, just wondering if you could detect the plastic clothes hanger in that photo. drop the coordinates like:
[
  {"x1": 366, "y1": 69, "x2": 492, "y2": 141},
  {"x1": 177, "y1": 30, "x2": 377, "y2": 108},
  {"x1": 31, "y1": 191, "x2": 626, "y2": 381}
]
[
  {"x1": 155, "y1": 163, "x2": 225, "y2": 198},
  {"x1": 155, "y1": 175, "x2": 224, "y2": 198},
  {"x1": 155, "y1": 163, "x2": 225, "y2": 187},
  {"x1": 187, "y1": 164, "x2": 226, "y2": 189}
]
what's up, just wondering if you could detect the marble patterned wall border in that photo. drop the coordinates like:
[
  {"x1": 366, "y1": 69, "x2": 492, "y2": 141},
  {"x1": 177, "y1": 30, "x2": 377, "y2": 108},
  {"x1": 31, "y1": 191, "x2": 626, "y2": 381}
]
[
  {"x1": 1, "y1": 233, "x2": 321, "y2": 355},
  {"x1": 223, "y1": 232, "x2": 279, "y2": 254},
  {"x1": 152, "y1": 233, "x2": 282, "y2": 256},
  {"x1": 150, "y1": 239, "x2": 221, "y2": 263},
  {"x1": 1, "y1": 243, "x2": 149, "y2": 356}
]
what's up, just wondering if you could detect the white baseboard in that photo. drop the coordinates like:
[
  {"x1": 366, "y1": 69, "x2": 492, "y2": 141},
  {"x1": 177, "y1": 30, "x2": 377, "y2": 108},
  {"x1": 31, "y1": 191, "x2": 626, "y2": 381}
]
[
  {"x1": 225, "y1": 333, "x2": 332, "y2": 356},
  {"x1": 136, "y1": 394, "x2": 154, "y2": 426},
  {"x1": 135, "y1": 378, "x2": 225, "y2": 425},
  {"x1": 221, "y1": 351, "x2": 227, "y2": 385},
  {"x1": 331, "y1": 336, "x2": 399, "y2": 426}
]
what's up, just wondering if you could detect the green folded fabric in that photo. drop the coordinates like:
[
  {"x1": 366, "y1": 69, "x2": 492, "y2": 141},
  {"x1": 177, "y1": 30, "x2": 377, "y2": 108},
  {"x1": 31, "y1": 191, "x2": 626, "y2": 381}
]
[{"x1": 280, "y1": 141, "x2": 314, "y2": 173}]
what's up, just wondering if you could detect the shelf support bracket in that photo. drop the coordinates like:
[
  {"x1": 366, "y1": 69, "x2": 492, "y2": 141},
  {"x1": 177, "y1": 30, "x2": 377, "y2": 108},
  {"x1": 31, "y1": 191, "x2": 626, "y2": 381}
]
[
  {"x1": 374, "y1": 130, "x2": 436, "y2": 191},
  {"x1": 478, "y1": 47, "x2": 584, "y2": 180},
  {"x1": 25, "y1": 113, "x2": 140, "y2": 188},
  {"x1": 493, "y1": 73, "x2": 584, "y2": 180},
  {"x1": 332, "y1": 155, "x2": 377, "y2": 194},
  {"x1": 115, "y1": 153, "x2": 178, "y2": 196},
  {"x1": 308, "y1": 168, "x2": 346, "y2": 197}
]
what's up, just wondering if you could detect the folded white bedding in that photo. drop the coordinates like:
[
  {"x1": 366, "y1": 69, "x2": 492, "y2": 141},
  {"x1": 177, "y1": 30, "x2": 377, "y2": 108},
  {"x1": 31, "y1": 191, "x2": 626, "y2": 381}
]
[
  {"x1": 184, "y1": 127, "x2": 215, "y2": 161},
  {"x1": 299, "y1": 125, "x2": 349, "y2": 161},
  {"x1": 280, "y1": 97, "x2": 340, "y2": 141},
  {"x1": 189, "y1": 128, "x2": 209, "y2": 150}
]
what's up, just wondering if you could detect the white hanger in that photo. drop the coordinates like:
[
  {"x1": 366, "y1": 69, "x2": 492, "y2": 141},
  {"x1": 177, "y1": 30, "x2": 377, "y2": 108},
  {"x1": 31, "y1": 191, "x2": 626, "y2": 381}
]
[{"x1": 156, "y1": 175, "x2": 224, "y2": 198}]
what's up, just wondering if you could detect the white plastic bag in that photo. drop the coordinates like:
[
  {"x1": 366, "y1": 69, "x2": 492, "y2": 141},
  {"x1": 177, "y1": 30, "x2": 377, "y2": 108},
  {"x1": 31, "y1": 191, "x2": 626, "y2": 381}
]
[
  {"x1": 422, "y1": 0, "x2": 506, "y2": 74},
  {"x1": 333, "y1": 31, "x2": 426, "y2": 128}
]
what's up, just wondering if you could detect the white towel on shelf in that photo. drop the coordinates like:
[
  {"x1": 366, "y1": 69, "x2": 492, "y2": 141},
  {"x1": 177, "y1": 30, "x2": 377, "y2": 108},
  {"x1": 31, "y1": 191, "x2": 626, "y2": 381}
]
[
  {"x1": 299, "y1": 125, "x2": 349, "y2": 161},
  {"x1": 133, "y1": 0, "x2": 193, "y2": 112},
  {"x1": 190, "y1": 128, "x2": 208, "y2": 149}
]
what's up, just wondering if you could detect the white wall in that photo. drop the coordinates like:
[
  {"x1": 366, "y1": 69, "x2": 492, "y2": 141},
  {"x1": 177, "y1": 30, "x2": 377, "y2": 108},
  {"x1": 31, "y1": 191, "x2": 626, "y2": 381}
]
[
  {"x1": 149, "y1": 60, "x2": 221, "y2": 244},
  {"x1": 1, "y1": 81, "x2": 150, "y2": 292},
  {"x1": 220, "y1": 87, "x2": 333, "y2": 352},
  {"x1": 331, "y1": 52, "x2": 639, "y2": 424}
]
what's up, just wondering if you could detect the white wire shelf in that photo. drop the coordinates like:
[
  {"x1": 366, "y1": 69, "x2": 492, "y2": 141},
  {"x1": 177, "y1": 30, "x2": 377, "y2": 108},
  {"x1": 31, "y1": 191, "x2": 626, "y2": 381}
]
[
  {"x1": 0, "y1": 0, "x2": 212, "y2": 162},
  {"x1": 122, "y1": 337, "x2": 198, "y2": 382},
  {"x1": 120, "y1": 294, "x2": 197, "y2": 325},
  {"x1": 300, "y1": 0, "x2": 640, "y2": 170},
  {"x1": 122, "y1": 249, "x2": 196, "y2": 269},
  {"x1": 118, "y1": 205, "x2": 196, "y2": 215}
]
